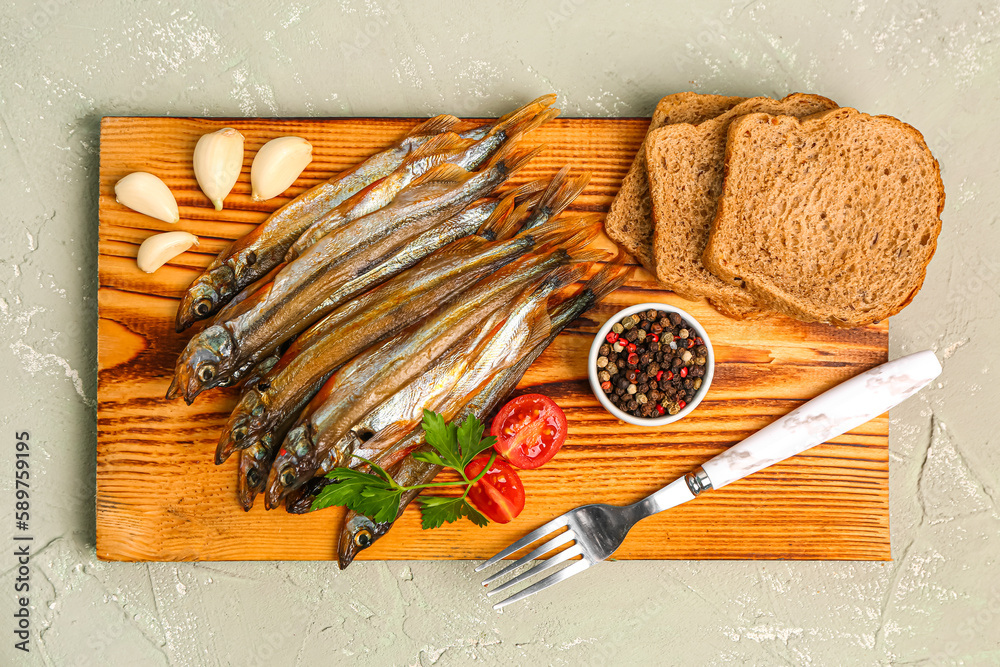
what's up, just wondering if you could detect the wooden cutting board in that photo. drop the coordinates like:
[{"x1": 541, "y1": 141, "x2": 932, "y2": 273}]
[{"x1": 96, "y1": 116, "x2": 889, "y2": 562}]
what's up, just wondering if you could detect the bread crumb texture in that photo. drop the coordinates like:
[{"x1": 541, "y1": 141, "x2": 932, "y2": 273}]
[{"x1": 704, "y1": 107, "x2": 944, "y2": 327}]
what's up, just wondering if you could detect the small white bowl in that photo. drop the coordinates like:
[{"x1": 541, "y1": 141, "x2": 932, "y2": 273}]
[{"x1": 588, "y1": 303, "x2": 715, "y2": 427}]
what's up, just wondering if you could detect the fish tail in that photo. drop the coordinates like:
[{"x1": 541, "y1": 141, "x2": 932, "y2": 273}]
[
  {"x1": 395, "y1": 163, "x2": 475, "y2": 205},
  {"x1": 581, "y1": 251, "x2": 634, "y2": 302},
  {"x1": 504, "y1": 179, "x2": 548, "y2": 203},
  {"x1": 483, "y1": 140, "x2": 544, "y2": 176},
  {"x1": 489, "y1": 102, "x2": 559, "y2": 144},
  {"x1": 567, "y1": 246, "x2": 615, "y2": 265},
  {"x1": 406, "y1": 114, "x2": 461, "y2": 137},
  {"x1": 477, "y1": 193, "x2": 519, "y2": 241},
  {"x1": 544, "y1": 262, "x2": 589, "y2": 291},
  {"x1": 402, "y1": 131, "x2": 473, "y2": 165},
  {"x1": 526, "y1": 168, "x2": 592, "y2": 228},
  {"x1": 564, "y1": 213, "x2": 604, "y2": 245},
  {"x1": 504, "y1": 94, "x2": 558, "y2": 122},
  {"x1": 516, "y1": 266, "x2": 589, "y2": 352},
  {"x1": 524, "y1": 212, "x2": 600, "y2": 249}
]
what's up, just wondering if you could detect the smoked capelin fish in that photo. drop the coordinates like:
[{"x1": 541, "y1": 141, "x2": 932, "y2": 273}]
[
  {"x1": 167, "y1": 142, "x2": 542, "y2": 404},
  {"x1": 335, "y1": 257, "x2": 632, "y2": 567},
  {"x1": 235, "y1": 170, "x2": 597, "y2": 508},
  {"x1": 175, "y1": 114, "x2": 458, "y2": 332},
  {"x1": 306, "y1": 264, "x2": 583, "y2": 490},
  {"x1": 174, "y1": 94, "x2": 557, "y2": 331},
  {"x1": 218, "y1": 208, "x2": 598, "y2": 466},
  {"x1": 262, "y1": 254, "x2": 567, "y2": 508},
  {"x1": 231, "y1": 189, "x2": 555, "y2": 509},
  {"x1": 285, "y1": 105, "x2": 558, "y2": 260},
  {"x1": 233, "y1": 183, "x2": 594, "y2": 509},
  {"x1": 264, "y1": 245, "x2": 604, "y2": 506}
]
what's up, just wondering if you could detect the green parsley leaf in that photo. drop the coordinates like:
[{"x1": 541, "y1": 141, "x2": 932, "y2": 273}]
[
  {"x1": 318, "y1": 411, "x2": 502, "y2": 531},
  {"x1": 311, "y1": 468, "x2": 401, "y2": 523},
  {"x1": 461, "y1": 501, "x2": 489, "y2": 527},
  {"x1": 411, "y1": 450, "x2": 446, "y2": 467},
  {"x1": 422, "y1": 409, "x2": 462, "y2": 470},
  {"x1": 456, "y1": 414, "x2": 497, "y2": 470},
  {"x1": 417, "y1": 495, "x2": 467, "y2": 530}
]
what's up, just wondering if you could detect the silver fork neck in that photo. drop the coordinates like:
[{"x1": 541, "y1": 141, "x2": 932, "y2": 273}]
[{"x1": 627, "y1": 472, "x2": 700, "y2": 521}]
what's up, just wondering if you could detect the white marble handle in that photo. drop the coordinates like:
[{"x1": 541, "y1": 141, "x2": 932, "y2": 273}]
[{"x1": 700, "y1": 350, "x2": 942, "y2": 490}]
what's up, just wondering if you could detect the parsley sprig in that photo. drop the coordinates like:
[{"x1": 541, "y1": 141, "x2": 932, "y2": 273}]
[{"x1": 310, "y1": 410, "x2": 498, "y2": 529}]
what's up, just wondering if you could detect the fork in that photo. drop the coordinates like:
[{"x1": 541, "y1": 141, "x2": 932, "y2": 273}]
[{"x1": 478, "y1": 350, "x2": 942, "y2": 609}]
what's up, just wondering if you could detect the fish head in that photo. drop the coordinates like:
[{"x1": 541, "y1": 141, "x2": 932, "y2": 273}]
[
  {"x1": 215, "y1": 390, "x2": 267, "y2": 464},
  {"x1": 165, "y1": 325, "x2": 235, "y2": 404},
  {"x1": 264, "y1": 425, "x2": 318, "y2": 509},
  {"x1": 338, "y1": 512, "x2": 393, "y2": 569},
  {"x1": 283, "y1": 477, "x2": 334, "y2": 514},
  {"x1": 175, "y1": 266, "x2": 235, "y2": 331},
  {"x1": 236, "y1": 435, "x2": 275, "y2": 511}
]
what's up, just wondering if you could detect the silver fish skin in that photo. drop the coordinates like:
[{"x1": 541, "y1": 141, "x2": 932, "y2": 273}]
[
  {"x1": 263, "y1": 266, "x2": 541, "y2": 507},
  {"x1": 167, "y1": 144, "x2": 540, "y2": 403},
  {"x1": 217, "y1": 191, "x2": 547, "y2": 464},
  {"x1": 286, "y1": 101, "x2": 558, "y2": 259},
  {"x1": 175, "y1": 114, "x2": 464, "y2": 331},
  {"x1": 335, "y1": 257, "x2": 633, "y2": 567}
]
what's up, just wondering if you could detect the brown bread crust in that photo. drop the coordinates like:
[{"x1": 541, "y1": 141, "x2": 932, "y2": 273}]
[
  {"x1": 604, "y1": 93, "x2": 745, "y2": 273},
  {"x1": 645, "y1": 94, "x2": 838, "y2": 317},
  {"x1": 703, "y1": 107, "x2": 944, "y2": 327}
]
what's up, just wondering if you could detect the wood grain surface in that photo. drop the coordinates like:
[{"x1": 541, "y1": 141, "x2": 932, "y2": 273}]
[{"x1": 97, "y1": 116, "x2": 889, "y2": 562}]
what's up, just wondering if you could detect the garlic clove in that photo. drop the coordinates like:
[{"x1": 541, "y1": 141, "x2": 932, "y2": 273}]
[
  {"x1": 193, "y1": 127, "x2": 245, "y2": 210},
  {"x1": 251, "y1": 136, "x2": 313, "y2": 202},
  {"x1": 136, "y1": 231, "x2": 200, "y2": 273},
  {"x1": 114, "y1": 172, "x2": 180, "y2": 224}
]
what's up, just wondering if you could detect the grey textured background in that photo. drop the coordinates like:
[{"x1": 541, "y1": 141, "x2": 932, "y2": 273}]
[{"x1": 1, "y1": 0, "x2": 998, "y2": 664}]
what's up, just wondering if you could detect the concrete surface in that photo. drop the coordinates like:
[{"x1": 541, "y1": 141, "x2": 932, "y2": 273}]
[{"x1": 1, "y1": 0, "x2": 998, "y2": 664}]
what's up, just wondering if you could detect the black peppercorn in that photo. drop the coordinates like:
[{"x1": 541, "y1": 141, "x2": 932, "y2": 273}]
[{"x1": 598, "y1": 311, "x2": 708, "y2": 419}]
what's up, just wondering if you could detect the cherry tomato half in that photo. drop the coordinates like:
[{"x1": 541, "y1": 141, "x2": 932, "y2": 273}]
[
  {"x1": 464, "y1": 454, "x2": 525, "y2": 524},
  {"x1": 491, "y1": 393, "x2": 568, "y2": 469}
]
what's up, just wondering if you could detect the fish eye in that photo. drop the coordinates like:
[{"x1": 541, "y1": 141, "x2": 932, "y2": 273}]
[
  {"x1": 246, "y1": 468, "x2": 260, "y2": 487},
  {"x1": 354, "y1": 529, "x2": 372, "y2": 548},
  {"x1": 197, "y1": 364, "x2": 217, "y2": 383},
  {"x1": 194, "y1": 298, "x2": 214, "y2": 317},
  {"x1": 232, "y1": 425, "x2": 248, "y2": 441},
  {"x1": 280, "y1": 467, "x2": 296, "y2": 487}
]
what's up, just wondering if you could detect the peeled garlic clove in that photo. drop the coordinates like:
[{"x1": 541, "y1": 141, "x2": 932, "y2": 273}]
[
  {"x1": 114, "y1": 172, "x2": 180, "y2": 224},
  {"x1": 136, "y1": 231, "x2": 199, "y2": 273},
  {"x1": 194, "y1": 127, "x2": 245, "y2": 210},
  {"x1": 251, "y1": 136, "x2": 313, "y2": 202}
]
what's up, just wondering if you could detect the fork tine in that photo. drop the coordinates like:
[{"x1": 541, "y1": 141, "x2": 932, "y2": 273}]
[
  {"x1": 475, "y1": 514, "x2": 572, "y2": 572},
  {"x1": 492, "y1": 559, "x2": 594, "y2": 610},
  {"x1": 481, "y1": 530, "x2": 576, "y2": 586},
  {"x1": 486, "y1": 543, "x2": 583, "y2": 597}
]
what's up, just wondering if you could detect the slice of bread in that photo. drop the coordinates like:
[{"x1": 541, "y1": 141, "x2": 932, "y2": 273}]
[
  {"x1": 645, "y1": 93, "x2": 839, "y2": 316},
  {"x1": 703, "y1": 107, "x2": 944, "y2": 327},
  {"x1": 604, "y1": 93, "x2": 745, "y2": 273}
]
